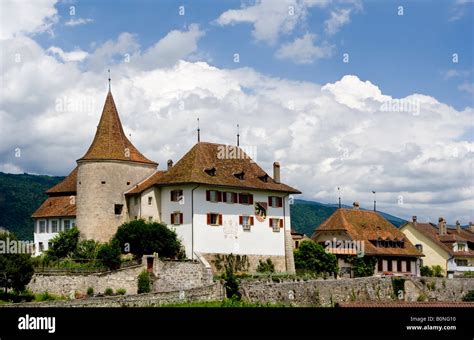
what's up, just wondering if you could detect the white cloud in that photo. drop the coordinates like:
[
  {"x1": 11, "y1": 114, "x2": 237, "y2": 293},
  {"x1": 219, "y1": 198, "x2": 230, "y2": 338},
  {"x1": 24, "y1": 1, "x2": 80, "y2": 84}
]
[
  {"x1": 458, "y1": 82, "x2": 474, "y2": 95},
  {"x1": 47, "y1": 46, "x2": 88, "y2": 62},
  {"x1": 449, "y1": 0, "x2": 473, "y2": 21},
  {"x1": 1, "y1": 30, "x2": 473, "y2": 224},
  {"x1": 0, "y1": 0, "x2": 58, "y2": 39},
  {"x1": 64, "y1": 18, "x2": 93, "y2": 27},
  {"x1": 275, "y1": 33, "x2": 333, "y2": 64},
  {"x1": 442, "y1": 69, "x2": 471, "y2": 79},
  {"x1": 215, "y1": 0, "x2": 327, "y2": 45},
  {"x1": 324, "y1": 8, "x2": 351, "y2": 34}
]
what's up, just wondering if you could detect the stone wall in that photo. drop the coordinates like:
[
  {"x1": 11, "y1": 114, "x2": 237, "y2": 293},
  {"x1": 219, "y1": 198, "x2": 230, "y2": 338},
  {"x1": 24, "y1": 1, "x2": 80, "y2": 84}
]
[
  {"x1": 202, "y1": 253, "x2": 287, "y2": 273},
  {"x1": 154, "y1": 260, "x2": 209, "y2": 292},
  {"x1": 239, "y1": 277, "x2": 474, "y2": 307},
  {"x1": 8, "y1": 283, "x2": 224, "y2": 308}
]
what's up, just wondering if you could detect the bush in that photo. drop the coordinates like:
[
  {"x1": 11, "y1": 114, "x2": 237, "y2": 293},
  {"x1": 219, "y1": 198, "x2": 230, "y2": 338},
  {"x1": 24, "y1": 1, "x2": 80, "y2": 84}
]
[
  {"x1": 420, "y1": 265, "x2": 444, "y2": 277},
  {"x1": 104, "y1": 288, "x2": 113, "y2": 296},
  {"x1": 420, "y1": 265, "x2": 433, "y2": 277},
  {"x1": 432, "y1": 265, "x2": 444, "y2": 278},
  {"x1": 0, "y1": 289, "x2": 35, "y2": 303},
  {"x1": 35, "y1": 291, "x2": 61, "y2": 302},
  {"x1": 46, "y1": 227, "x2": 79, "y2": 259},
  {"x1": 97, "y1": 240, "x2": 121, "y2": 270},
  {"x1": 137, "y1": 270, "x2": 151, "y2": 294},
  {"x1": 392, "y1": 277, "x2": 405, "y2": 299},
  {"x1": 346, "y1": 256, "x2": 378, "y2": 277},
  {"x1": 256, "y1": 259, "x2": 275, "y2": 273},
  {"x1": 462, "y1": 290, "x2": 474, "y2": 302},
  {"x1": 294, "y1": 240, "x2": 338, "y2": 275},
  {"x1": 116, "y1": 288, "x2": 126, "y2": 295},
  {"x1": 0, "y1": 232, "x2": 34, "y2": 292},
  {"x1": 73, "y1": 239, "x2": 100, "y2": 260},
  {"x1": 113, "y1": 220, "x2": 183, "y2": 259},
  {"x1": 86, "y1": 287, "x2": 94, "y2": 297}
]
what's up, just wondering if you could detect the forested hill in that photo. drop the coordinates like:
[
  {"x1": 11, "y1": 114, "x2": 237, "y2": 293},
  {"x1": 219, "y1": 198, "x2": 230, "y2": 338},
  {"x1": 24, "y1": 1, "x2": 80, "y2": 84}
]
[
  {"x1": 0, "y1": 172, "x2": 63, "y2": 240},
  {"x1": 0, "y1": 172, "x2": 407, "y2": 241}
]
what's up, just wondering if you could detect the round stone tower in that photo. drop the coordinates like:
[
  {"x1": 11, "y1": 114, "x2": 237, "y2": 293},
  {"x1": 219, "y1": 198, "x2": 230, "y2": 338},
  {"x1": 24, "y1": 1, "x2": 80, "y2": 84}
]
[{"x1": 76, "y1": 91, "x2": 157, "y2": 242}]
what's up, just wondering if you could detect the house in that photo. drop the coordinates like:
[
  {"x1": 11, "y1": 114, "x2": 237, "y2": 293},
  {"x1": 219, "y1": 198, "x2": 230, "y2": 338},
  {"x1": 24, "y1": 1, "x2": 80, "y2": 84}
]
[
  {"x1": 312, "y1": 202, "x2": 423, "y2": 277},
  {"x1": 290, "y1": 229, "x2": 310, "y2": 249},
  {"x1": 32, "y1": 89, "x2": 301, "y2": 273},
  {"x1": 400, "y1": 217, "x2": 474, "y2": 278}
]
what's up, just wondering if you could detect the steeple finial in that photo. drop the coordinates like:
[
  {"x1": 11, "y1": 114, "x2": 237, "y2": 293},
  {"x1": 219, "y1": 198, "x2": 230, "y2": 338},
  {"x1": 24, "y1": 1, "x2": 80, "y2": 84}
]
[
  {"x1": 197, "y1": 118, "x2": 200, "y2": 142},
  {"x1": 108, "y1": 69, "x2": 111, "y2": 92},
  {"x1": 237, "y1": 124, "x2": 240, "y2": 146}
]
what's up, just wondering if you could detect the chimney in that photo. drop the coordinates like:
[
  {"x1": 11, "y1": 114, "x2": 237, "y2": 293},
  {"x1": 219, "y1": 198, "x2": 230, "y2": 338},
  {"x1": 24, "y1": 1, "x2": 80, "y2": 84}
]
[
  {"x1": 167, "y1": 159, "x2": 173, "y2": 171},
  {"x1": 438, "y1": 217, "x2": 446, "y2": 236},
  {"x1": 412, "y1": 216, "x2": 417, "y2": 224},
  {"x1": 456, "y1": 220, "x2": 461, "y2": 233},
  {"x1": 469, "y1": 222, "x2": 474, "y2": 233},
  {"x1": 352, "y1": 202, "x2": 360, "y2": 210},
  {"x1": 273, "y1": 162, "x2": 280, "y2": 184}
]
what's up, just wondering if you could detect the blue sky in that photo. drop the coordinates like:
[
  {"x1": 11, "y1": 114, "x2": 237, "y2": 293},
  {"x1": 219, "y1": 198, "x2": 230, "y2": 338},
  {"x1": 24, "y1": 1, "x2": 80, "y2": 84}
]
[
  {"x1": 35, "y1": 0, "x2": 473, "y2": 110},
  {"x1": 1, "y1": 0, "x2": 473, "y2": 223}
]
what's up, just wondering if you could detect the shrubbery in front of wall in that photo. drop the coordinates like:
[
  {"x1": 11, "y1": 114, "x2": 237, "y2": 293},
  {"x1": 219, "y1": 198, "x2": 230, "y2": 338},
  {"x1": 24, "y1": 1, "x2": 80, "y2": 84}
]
[
  {"x1": 104, "y1": 288, "x2": 114, "y2": 296},
  {"x1": 97, "y1": 240, "x2": 121, "y2": 270},
  {"x1": 46, "y1": 227, "x2": 80, "y2": 259},
  {"x1": 346, "y1": 256, "x2": 378, "y2": 278},
  {"x1": 420, "y1": 265, "x2": 444, "y2": 277},
  {"x1": 256, "y1": 259, "x2": 275, "y2": 273},
  {"x1": 294, "y1": 240, "x2": 338, "y2": 275},
  {"x1": 137, "y1": 270, "x2": 151, "y2": 294},
  {"x1": 86, "y1": 287, "x2": 94, "y2": 297},
  {"x1": 116, "y1": 288, "x2": 126, "y2": 295}
]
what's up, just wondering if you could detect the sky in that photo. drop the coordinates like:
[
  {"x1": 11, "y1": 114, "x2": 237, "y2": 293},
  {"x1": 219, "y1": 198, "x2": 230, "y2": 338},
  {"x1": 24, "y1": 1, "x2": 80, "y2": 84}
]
[{"x1": 0, "y1": 0, "x2": 473, "y2": 224}]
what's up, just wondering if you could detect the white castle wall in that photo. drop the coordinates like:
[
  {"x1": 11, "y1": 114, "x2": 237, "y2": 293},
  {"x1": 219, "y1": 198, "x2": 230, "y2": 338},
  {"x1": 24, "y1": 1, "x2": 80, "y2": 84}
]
[{"x1": 76, "y1": 160, "x2": 156, "y2": 242}]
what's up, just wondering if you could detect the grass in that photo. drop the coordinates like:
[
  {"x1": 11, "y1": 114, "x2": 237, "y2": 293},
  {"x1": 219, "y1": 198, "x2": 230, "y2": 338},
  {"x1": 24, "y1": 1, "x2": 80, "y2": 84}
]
[{"x1": 160, "y1": 298, "x2": 289, "y2": 308}]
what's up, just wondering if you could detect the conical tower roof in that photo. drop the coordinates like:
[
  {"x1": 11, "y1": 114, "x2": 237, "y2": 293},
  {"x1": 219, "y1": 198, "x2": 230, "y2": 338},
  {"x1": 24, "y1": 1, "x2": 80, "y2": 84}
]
[{"x1": 78, "y1": 91, "x2": 157, "y2": 165}]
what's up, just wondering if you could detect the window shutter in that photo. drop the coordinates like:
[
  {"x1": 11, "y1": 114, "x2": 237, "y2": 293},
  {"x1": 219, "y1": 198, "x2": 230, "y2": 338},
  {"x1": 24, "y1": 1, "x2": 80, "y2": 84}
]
[
  {"x1": 180, "y1": 213, "x2": 183, "y2": 224},
  {"x1": 233, "y1": 193, "x2": 237, "y2": 203},
  {"x1": 206, "y1": 190, "x2": 210, "y2": 201},
  {"x1": 238, "y1": 194, "x2": 242, "y2": 204},
  {"x1": 223, "y1": 192, "x2": 227, "y2": 203},
  {"x1": 239, "y1": 216, "x2": 243, "y2": 225},
  {"x1": 250, "y1": 216, "x2": 254, "y2": 225},
  {"x1": 269, "y1": 218, "x2": 272, "y2": 227},
  {"x1": 207, "y1": 213, "x2": 211, "y2": 225},
  {"x1": 170, "y1": 191, "x2": 174, "y2": 201},
  {"x1": 217, "y1": 191, "x2": 222, "y2": 202},
  {"x1": 249, "y1": 194, "x2": 253, "y2": 204},
  {"x1": 277, "y1": 197, "x2": 283, "y2": 207},
  {"x1": 279, "y1": 219, "x2": 284, "y2": 228},
  {"x1": 218, "y1": 214, "x2": 223, "y2": 225},
  {"x1": 268, "y1": 196, "x2": 272, "y2": 206},
  {"x1": 170, "y1": 213, "x2": 174, "y2": 224}
]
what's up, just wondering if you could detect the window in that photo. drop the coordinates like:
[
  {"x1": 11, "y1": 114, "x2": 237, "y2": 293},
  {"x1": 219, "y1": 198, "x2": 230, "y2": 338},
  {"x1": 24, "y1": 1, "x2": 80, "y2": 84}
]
[
  {"x1": 268, "y1": 196, "x2": 283, "y2": 208},
  {"x1": 455, "y1": 259, "x2": 468, "y2": 266},
  {"x1": 457, "y1": 243, "x2": 466, "y2": 251},
  {"x1": 171, "y1": 212, "x2": 183, "y2": 225},
  {"x1": 258, "y1": 174, "x2": 269, "y2": 182},
  {"x1": 114, "y1": 204, "x2": 123, "y2": 215},
  {"x1": 387, "y1": 259, "x2": 393, "y2": 272},
  {"x1": 64, "y1": 220, "x2": 71, "y2": 231},
  {"x1": 148, "y1": 197, "x2": 153, "y2": 205},
  {"x1": 39, "y1": 242, "x2": 44, "y2": 252},
  {"x1": 406, "y1": 260, "x2": 412, "y2": 272},
  {"x1": 207, "y1": 213, "x2": 222, "y2": 226},
  {"x1": 51, "y1": 220, "x2": 58, "y2": 233},
  {"x1": 269, "y1": 218, "x2": 282, "y2": 232},
  {"x1": 397, "y1": 260, "x2": 402, "y2": 272},
  {"x1": 72, "y1": 221, "x2": 76, "y2": 228},
  {"x1": 378, "y1": 258, "x2": 383, "y2": 272},
  {"x1": 295, "y1": 241, "x2": 299, "y2": 248},
  {"x1": 171, "y1": 190, "x2": 183, "y2": 202},
  {"x1": 101, "y1": 181, "x2": 106, "y2": 184},
  {"x1": 204, "y1": 167, "x2": 216, "y2": 176},
  {"x1": 206, "y1": 190, "x2": 222, "y2": 202},
  {"x1": 239, "y1": 215, "x2": 254, "y2": 231},
  {"x1": 415, "y1": 244, "x2": 423, "y2": 252},
  {"x1": 234, "y1": 171, "x2": 245, "y2": 180},
  {"x1": 238, "y1": 193, "x2": 253, "y2": 205},
  {"x1": 223, "y1": 192, "x2": 237, "y2": 204},
  {"x1": 39, "y1": 220, "x2": 46, "y2": 233}
]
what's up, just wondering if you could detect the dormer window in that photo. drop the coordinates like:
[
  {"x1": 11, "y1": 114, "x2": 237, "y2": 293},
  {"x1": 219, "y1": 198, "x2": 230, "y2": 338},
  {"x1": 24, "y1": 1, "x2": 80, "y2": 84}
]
[
  {"x1": 258, "y1": 174, "x2": 269, "y2": 182},
  {"x1": 204, "y1": 167, "x2": 216, "y2": 176},
  {"x1": 234, "y1": 171, "x2": 245, "y2": 180}
]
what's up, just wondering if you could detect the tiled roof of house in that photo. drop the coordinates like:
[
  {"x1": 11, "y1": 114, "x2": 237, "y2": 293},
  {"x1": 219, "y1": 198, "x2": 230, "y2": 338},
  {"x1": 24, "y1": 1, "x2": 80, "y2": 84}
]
[
  {"x1": 46, "y1": 167, "x2": 78, "y2": 195},
  {"x1": 126, "y1": 142, "x2": 300, "y2": 194},
  {"x1": 337, "y1": 301, "x2": 474, "y2": 308},
  {"x1": 313, "y1": 208, "x2": 422, "y2": 257},
  {"x1": 402, "y1": 222, "x2": 474, "y2": 258},
  {"x1": 77, "y1": 91, "x2": 157, "y2": 165},
  {"x1": 31, "y1": 196, "x2": 76, "y2": 218}
]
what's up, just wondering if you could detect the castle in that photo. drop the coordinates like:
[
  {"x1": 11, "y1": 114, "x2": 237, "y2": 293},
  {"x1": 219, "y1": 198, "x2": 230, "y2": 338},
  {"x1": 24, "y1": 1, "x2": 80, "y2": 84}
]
[{"x1": 32, "y1": 89, "x2": 300, "y2": 273}]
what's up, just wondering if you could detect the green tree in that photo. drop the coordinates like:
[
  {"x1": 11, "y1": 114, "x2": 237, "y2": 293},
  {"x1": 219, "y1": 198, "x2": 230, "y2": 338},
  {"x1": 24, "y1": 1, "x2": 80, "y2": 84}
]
[
  {"x1": 113, "y1": 219, "x2": 183, "y2": 259},
  {"x1": 137, "y1": 270, "x2": 151, "y2": 294},
  {"x1": 294, "y1": 240, "x2": 338, "y2": 274},
  {"x1": 420, "y1": 265, "x2": 433, "y2": 277},
  {"x1": 256, "y1": 258, "x2": 275, "y2": 273},
  {"x1": 346, "y1": 256, "x2": 378, "y2": 277},
  {"x1": 46, "y1": 227, "x2": 79, "y2": 259},
  {"x1": 97, "y1": 240, "x2": 121, "y2": 270},
  {"x1": 432, "y1": 265, "x2": 444, "y2": 278},
  {"x1": 73, "y1": 239, "x2": 100, "y2": 260},
  {"x1": 0, "y1": 232, "x2": 34, "y2": 292}
]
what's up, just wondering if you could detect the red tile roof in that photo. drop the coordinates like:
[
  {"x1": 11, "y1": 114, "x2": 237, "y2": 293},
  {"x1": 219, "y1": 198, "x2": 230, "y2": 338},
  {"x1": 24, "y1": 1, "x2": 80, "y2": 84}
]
[
  {"x1": 313, "y1": 208, "x2": 422, "y2": 257},
  {"x1": 126, "y1": 142, "x2": 300, "y2": 195},
  {"x1": 31, "y1": 196, "x2": 76, "y2": 218},
  {"x1": 46, "y1": 167, "x2": 77, "y2": 195},
  {"x1": 77, "y1": 91, "x2": 157, "y2": 166},
  {"x1": 337, "y1": 301, "x2": 474, "y2": 308}
]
